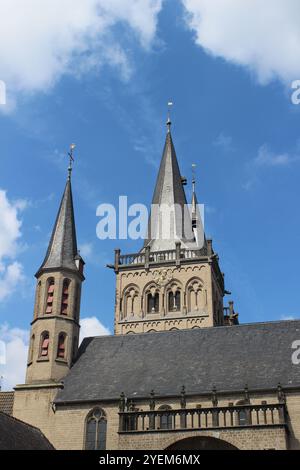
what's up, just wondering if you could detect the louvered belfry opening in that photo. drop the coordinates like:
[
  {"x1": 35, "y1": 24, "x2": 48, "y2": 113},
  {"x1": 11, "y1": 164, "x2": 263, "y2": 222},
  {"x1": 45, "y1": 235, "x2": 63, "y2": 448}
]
[
  {"x1": 40, "y1": 332, "x2": 50, "y2": 357},
  {"x1": 45, "y1": 279, "x2": 55, "y2": 314},
  {"x1": 61, "y1": 279, "x2": 70, "y2": 315},
  {"x1": 57, "y1": 333, "x2": 66, "y2": 359}
]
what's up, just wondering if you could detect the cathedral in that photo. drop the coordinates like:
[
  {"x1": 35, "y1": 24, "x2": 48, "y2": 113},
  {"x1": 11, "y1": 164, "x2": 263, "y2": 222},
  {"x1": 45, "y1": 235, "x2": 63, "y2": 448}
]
[{"x1": 1, "y1": 118, "x2": 300, "y2": 450}]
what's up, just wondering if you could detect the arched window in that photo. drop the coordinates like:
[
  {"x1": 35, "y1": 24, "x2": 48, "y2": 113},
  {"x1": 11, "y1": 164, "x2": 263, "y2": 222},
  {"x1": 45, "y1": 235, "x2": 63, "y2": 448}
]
[
  {"x1": 158, "y1": 405, "x2": 173, "y2": 430},
  {"x1": 61, "y1": 279, "x2": 70, "y2": 315},
  {"x1": 57, "y1": 333, "x2": 66, "y2": 359},
  {"x1": 186, "y1": 278, "x2": 203, "y2": 313},
  {"x1": 45, "y1": 278, "x2": 55, "y2": 314},
  {"x1": 40, "y1": 332, "x2": 49, "y2": 358},
  {"x1": 147, "y1": 292, "x2": 159, "y2": 313},
  {"x1": 85, "y1": 408, "x2": 107, "y2": 450},
  {"x1": 168, "y1": 290, "x2": 181, "y2": 312},
  {"x1": 122, "y1": 285, "x2": 139, "y2": 318}
]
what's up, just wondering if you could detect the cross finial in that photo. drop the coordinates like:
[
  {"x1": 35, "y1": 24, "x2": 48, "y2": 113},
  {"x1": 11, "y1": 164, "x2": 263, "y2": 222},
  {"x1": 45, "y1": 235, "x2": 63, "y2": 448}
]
[
  {"x1": 167, "y1": 101, "x2": 173, "y2": 132},
  {"x1": 68, "y1": 143, "x2": 76, "y2": 179}
]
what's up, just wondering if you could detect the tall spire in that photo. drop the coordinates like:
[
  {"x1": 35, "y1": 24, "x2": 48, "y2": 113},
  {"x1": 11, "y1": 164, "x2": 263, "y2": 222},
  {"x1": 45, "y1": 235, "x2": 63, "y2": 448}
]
[
  {"x1": 191, "y1": 163, "x2": 198, "y2": 222},
  {"x1": 144, "y1": 117, "x2": 195, "y2": 252},
  {"x1": 37, "y1": 148, "x2": 79, "y2": 275},
  {"x1": 166, "y1": 101, "x2": 173, "y2": 134}
]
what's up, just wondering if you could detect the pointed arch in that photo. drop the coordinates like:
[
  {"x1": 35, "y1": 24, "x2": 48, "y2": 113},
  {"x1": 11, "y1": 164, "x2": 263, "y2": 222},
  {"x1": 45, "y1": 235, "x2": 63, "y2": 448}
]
[
  {"x1": 121, "y1": 284, "x2": 140, "y2": 319},
  {"x1": 57, "y1": 332, "x2": 67, "y2": 359},
  {"x1": 142, "y1": 281, "x2": 161, "y2": 315},
  {"x1": 185, "y1": 277, "x2": 204, "y2": 313},
  {"x1": 85, "y1": 408, "x2": 107, "y2": 450},
  {"x1": 45, "y1": 278, "x2": 55, "y2": 314},
  {"x1": 61, "y1": 279, "x2": 71, "y2": 315},
  {"x1": 165, "y1": 280, "x2": 183, "y2": 313},
  {"x1": 39, "y1": 331, "x2": 50, "y2": 358}
]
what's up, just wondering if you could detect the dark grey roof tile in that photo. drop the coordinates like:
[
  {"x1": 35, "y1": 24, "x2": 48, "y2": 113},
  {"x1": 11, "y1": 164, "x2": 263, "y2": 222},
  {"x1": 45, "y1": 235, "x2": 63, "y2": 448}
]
[{"x1": 55, "y1": 320, "x2": 300, "y2": 403}]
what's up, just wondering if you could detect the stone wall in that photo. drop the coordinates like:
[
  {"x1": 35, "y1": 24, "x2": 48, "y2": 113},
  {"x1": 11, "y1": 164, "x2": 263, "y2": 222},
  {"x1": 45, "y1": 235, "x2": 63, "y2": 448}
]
[
  {"x1": 114, "y1": 262, "x2": 222, "y2": 335},
  {"x1": 13, "y1": 388, "x2": 300, "y2": 450}
]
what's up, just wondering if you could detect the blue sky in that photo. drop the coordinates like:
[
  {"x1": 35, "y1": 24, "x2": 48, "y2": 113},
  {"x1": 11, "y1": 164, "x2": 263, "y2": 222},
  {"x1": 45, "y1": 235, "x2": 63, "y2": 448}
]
[{"x1": 1, "y1": 0, "x2": 300, "y2": 388}]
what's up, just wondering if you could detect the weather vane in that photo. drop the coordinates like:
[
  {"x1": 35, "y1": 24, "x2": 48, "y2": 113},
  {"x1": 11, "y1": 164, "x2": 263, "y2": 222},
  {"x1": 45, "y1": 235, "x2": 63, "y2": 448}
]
[
  {"x1": 68, "y1": 143, "x2": 76, "y2": 178},
  {"x1": 192, "y1": 163, "x2": 197, "y2": 183},
  {"x1": 167, "y1": 101, "x2": 173, "y2": 131}
]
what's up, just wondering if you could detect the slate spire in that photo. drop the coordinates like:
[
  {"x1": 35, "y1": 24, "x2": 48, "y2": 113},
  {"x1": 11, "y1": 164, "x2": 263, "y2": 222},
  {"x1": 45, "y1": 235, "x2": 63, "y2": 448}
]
[
  {"x1": 191, "y1": 166, "x2": 198, "y2": 227},
  {"x1": 37, "y1": 168, "x2": 79, "y2": 275},
  {"x1": 144, "y1": 118, "x2": 195, "y2": 251}
]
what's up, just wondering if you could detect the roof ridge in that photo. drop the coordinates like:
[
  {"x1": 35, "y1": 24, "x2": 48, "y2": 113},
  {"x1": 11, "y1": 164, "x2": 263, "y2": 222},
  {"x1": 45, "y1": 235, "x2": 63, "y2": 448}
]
[{"x1": 81, "y1": 318, "x2": 300, "y2": 341}]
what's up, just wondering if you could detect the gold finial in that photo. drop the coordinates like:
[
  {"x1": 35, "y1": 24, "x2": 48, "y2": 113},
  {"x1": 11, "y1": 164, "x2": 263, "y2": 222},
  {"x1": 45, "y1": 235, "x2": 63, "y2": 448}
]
[
  {"x1": 167, "y1": 101, "x2": 173, "y2": 132},
  {"x1": 68, "y1": 143, "x2": 76, "y2": 179}
]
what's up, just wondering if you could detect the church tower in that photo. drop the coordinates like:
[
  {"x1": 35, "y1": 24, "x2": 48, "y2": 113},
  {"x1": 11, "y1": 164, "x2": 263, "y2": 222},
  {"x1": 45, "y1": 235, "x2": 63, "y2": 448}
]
[
  {"x1": 25, "y1": 154, "x2": 84, "y2": 384},
  {"x1": 111, "y1": 119, "x2": 225, "y2": 335}
]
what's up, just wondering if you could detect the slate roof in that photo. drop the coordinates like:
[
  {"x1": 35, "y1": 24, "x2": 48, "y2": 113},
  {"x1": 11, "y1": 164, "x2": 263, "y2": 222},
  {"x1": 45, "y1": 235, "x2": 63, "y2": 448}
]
[
  {"x1": 0, "y1": 412, "x2": 54, "y2": 450},
  {"x1": 0, "y1": 391, "x2": 14, "y2": 415},
  {"x1": 55, "y1": 320, "x2": 300, "y2": 404},
  {"x1": 37, "y1": 176, "x2": 78, "y2": 274}
]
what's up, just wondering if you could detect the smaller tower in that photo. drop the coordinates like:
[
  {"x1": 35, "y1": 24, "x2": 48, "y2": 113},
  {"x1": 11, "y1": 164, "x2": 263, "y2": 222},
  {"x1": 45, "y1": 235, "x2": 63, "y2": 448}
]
[{"x1": 26, "y1": 147, "x2": 85, "y2": 384}]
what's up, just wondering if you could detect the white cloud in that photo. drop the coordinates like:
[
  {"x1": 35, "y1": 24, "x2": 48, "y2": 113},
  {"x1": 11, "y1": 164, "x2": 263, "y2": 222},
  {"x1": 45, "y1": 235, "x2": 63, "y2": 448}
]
[
  {"x1": 0, "y1": 262, "x2": 24, "y2": 301},
  {"x1": 255, "y1": 145, "x2": 297, "y2": 167},
  {"x1": 281, "y1": 315, "x2": 297, "y2": 321},
  {"x1": 79, "y1": 243, "x2": 93, "y2": 260},
  {"x1": 213, "y1": 133, "x2": 233, "y2": 151},
  {"x1": 0, "y1": 317, "x2": 110, "y2": 390},
  {"x1": 242, "y1": 144, "x2": 299, "y2": 190},
  {"x1": 0, "y1": 0, "x2": 163, "y2": 106},
  {"x1": 0, "y1": 190, "x2": 26, "y2": 301},
  {"x1": 80, "y1": 316, "x2": 111, "y2": 343},
  {"x1": 182, "y1": 0, "x2": 300, "y2": 85},
  {"x1": 0, "y1": 324, "x2": 29, "y2": 390},
  {"x1": 0, "y1": 317, "x2": 111, "y2": 390}
]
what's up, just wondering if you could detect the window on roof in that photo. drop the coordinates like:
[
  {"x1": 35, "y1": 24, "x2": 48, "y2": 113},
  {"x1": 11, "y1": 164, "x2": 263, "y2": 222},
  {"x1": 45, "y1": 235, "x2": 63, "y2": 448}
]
[
  {"x1": 85, "y1": 408, "x2": 107, "y2": 450},
  {"x1": 57, "y1": 333, "x2": 66, "y2": 359},
  {"x1": 60, "y1": 279, "x2": 70, "y2": 315},
  {"x1": 40, "y1": 332, "x2": 49, "y2": 358},
  {"x1": 45, "y1": 278, "x2": 55, "y2": 314}
]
